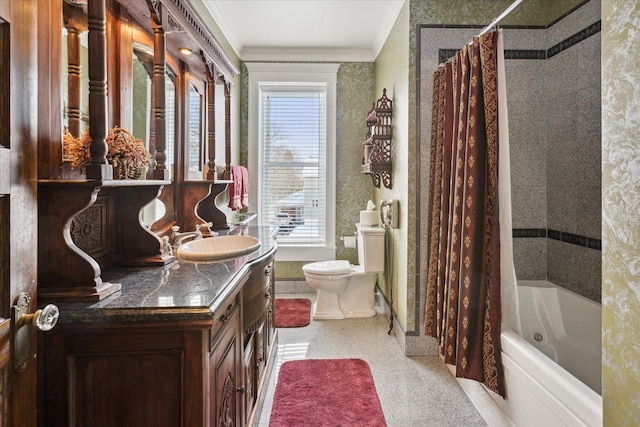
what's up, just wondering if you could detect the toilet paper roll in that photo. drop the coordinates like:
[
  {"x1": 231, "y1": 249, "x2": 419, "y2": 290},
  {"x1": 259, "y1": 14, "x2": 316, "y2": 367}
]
[{"x1": 343, "y1": 236, "x2": 357, "y2": 248}]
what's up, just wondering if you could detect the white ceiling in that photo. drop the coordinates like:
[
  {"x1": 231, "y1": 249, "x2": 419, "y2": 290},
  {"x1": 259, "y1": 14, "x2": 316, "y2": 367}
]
[{"x1": 198, "y1": 0, "x2": 407, "y2": 62}]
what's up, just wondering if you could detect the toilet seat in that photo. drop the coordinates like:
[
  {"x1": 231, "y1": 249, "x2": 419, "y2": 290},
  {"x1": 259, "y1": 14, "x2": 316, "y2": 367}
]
[{"x1": 302, "y1": 260, "x2": 353, "y2": 276}]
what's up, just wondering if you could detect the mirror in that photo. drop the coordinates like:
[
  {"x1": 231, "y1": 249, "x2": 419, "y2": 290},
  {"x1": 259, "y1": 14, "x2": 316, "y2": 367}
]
[
  {"x1": 214, "y1": 79, "x2": 225, "y2": 173},
  {"x1": 131, "y1": 43, "x2": 153, "y2": 160},
  {"x1": 62, "y1": 0, "x2": 89, "y2": 143},
  {"x1": 133, "y1": 42, "x2": 158, "y2": 225},
  {"x1": 186, "y1": 80, "x2": 204, "y2": 180},
  {"x1": 165, "y1": 69, "x2": 176, "y2": 179},
  {"x1": 141, "y1": 69, "x2": 177, "y2": 227},
  {"x1": 131, "y1": 42, "x2": 177, "y2": 178}
]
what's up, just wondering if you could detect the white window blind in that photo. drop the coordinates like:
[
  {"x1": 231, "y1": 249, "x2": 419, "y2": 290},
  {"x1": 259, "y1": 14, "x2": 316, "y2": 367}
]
[
  {"x1": 260, "y1": 87, "x2": 327, "y2": 244},
  {"x1": 248, "y1": 62, "x2": 338, "y2": 261}
]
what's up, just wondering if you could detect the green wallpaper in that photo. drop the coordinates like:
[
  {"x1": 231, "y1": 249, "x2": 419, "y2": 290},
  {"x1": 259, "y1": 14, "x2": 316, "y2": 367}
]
[
  {"x1": 335, "y1": 63, "x2": 377, "y2": 262},
  {"x1": 411, "y1": 0, "x2": 586, "y2": 26},
  {"x1": 374, "y1": 1, "x2": 411, "y2": 331},
  {"x1": 602, "y1": 0, "x2": 640, "y2": 423}
]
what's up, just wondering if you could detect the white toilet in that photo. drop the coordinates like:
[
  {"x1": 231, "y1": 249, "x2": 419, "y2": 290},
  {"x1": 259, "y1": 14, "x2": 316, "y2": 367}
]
[{"x1": 302, "y1": 223, "x2": 385, "y2": 320}]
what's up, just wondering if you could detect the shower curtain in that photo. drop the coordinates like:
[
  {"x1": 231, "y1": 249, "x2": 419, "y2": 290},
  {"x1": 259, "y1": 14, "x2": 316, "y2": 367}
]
[{"x1": 424, "y1": 30, "x2": 516, "y2": 397}]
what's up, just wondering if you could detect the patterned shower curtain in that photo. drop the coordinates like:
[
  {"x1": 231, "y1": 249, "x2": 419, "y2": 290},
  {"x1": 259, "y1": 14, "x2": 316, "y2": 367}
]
[{"x1": 424, "y1": 30, "x2": 505, "y2": 397}]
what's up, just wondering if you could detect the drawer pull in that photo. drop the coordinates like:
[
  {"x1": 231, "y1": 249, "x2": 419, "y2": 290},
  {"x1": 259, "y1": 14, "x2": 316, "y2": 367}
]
[
  {"x1": 265, "y1": 292, "x2": 271, "y2": 299},
  {"x1": 219, "y1": 304, "x2": 234, "y2": 323},
  {"x1": 237, "y1": 386, "x2": 246, "y2": 394},
  {"x1": 264, "y1": 265, "x2": 272, "y2": 277}
]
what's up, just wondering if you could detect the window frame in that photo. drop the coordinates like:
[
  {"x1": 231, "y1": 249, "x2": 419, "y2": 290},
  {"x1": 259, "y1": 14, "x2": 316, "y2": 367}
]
[{"x1": 247, "y1": 63, "x2": 339, "y2": 262}]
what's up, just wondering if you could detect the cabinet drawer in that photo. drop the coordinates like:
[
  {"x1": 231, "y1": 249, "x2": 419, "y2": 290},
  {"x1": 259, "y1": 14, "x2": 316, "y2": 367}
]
[
  {"x1": 211, "y1": 292, "x2": 240, "y2": 349},
  {"x1": 243, "y1": 258, "x2": 272, "y2": 301},
  {"x1": 243, "y1": 289, "x2": 270, "y2": 334},
  {"x1": 243, "y1": 257, "x2": 273, "y2": 332}
]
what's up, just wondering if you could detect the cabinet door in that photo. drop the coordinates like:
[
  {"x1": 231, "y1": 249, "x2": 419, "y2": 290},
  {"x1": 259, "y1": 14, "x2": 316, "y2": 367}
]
[
  {"x1": 42, "y1": 327, "x2": 207, "y2": 426},
  {"x1": 243, "y1": 337, "x2": 256, "y2": 423},
  {"x1": 255, "y1": 323, "x2": 266, "y2": 382},
  {"x1": 211, "y1": 307, "x2": 242, "y2": 427}
]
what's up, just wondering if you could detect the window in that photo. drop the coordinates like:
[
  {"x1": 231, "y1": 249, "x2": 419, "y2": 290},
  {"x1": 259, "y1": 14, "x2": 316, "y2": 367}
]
[
  {"x1": 186, "y1": 81, "x2": 204, "y2": 179},
  {"x1": 261, "y1": 88, "x2": 325, "y2": 238},
  {"x1": 247, "y1": 63, "x2": 339, "y2": 261}
]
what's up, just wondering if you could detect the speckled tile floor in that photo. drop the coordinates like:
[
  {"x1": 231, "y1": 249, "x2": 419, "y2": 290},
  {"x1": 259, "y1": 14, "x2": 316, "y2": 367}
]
[{"x1": 256, "y1": 292, "x2": 487, "y2": 427}]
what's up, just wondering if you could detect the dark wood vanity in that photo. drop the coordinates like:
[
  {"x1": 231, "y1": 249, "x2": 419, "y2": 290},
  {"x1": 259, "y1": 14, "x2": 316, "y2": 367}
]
[
  {"x1": 39, "y1": 226, "x2": 278, "y2": 426},
  {"x1": 34, "y1": 0, "x2": 276, "y2": 425}
]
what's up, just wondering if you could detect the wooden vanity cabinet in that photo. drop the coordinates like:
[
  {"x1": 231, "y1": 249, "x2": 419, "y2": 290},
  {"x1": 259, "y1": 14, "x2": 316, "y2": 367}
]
[
  {"x1": 39, "y1": 288, "x2": 244, "y2": 426},
  {"x1": 39, "y1": 248, "x2": 278, "y2": 427}
]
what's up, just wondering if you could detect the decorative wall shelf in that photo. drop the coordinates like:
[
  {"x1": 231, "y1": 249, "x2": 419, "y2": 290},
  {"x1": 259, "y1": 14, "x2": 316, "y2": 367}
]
[
  {"x1": 38, "y1": 179, "x2": 172, "y2": 302},
  {"x1": 191, "y1": 180, "x2": 234, "y2": 231},
  {"x1": 362, "y1": 88, "x2": 392, "y2": 189}
]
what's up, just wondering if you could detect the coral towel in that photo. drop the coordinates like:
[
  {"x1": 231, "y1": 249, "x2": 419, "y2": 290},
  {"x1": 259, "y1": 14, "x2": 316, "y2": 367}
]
[
  {"x1": 241, "y1": 166, "x2": 249, "y2": 208},
  {"x1": 228, "y1": 165, "x2": 249, "y2": 211}
]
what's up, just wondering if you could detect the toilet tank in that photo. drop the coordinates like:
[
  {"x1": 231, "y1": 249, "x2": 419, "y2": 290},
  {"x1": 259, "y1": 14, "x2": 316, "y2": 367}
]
[{"x1": 356, "y1": 223, "x2": 385, "y2": 273}]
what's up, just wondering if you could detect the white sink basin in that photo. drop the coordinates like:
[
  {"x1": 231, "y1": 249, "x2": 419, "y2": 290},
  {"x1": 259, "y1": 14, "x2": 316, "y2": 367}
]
[{"x1": 176, "y1": 235, "x2": 261, "y2": 261}]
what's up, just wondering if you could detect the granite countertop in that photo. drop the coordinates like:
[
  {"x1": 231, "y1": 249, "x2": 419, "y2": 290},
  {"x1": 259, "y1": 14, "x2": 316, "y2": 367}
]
[{"x1": 55, "y1": 226, "x2": 278, "y2": 324}]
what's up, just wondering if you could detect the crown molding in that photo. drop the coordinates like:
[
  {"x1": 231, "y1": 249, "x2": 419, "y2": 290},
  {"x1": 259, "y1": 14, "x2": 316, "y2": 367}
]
[{"x1": 240, "y1": 46, "x2": 378, "y2": 63}]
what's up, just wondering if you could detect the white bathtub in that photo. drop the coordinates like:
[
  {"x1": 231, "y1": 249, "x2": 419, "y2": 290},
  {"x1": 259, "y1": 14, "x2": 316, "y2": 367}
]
[{"x1": 456, "y1": 280, "x2": 602, "y2": 427}]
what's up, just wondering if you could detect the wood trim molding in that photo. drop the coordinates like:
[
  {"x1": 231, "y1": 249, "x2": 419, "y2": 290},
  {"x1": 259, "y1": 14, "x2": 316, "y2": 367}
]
[{"x1": 161, "y1": 0, "x2": 239, "y2": 81}]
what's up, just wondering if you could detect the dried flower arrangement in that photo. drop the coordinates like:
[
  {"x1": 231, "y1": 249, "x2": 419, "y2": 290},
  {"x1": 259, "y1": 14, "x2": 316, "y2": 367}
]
[
  {"x1": 105, "y1": 127, "x2": 152, "y2": 179},
  {"x1": 63, "y1": 128, "x2": 91, "y2": 170},
  {"x1": 63, "y1": 126, "x2": 152, "y2": 179}
]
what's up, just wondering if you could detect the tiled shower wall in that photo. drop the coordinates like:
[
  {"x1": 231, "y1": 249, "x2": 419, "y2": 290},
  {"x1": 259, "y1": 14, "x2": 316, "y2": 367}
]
[
  {"x1": 543, "y1": 4, "x2": 601, "y2": 302},
  {"x1": 419, "y1": 0, "x2": 601, "y2": 302}
]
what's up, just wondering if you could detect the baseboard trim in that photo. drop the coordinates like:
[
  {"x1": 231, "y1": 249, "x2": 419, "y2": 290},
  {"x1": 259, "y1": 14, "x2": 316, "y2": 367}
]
[{"x1": 376, "y1": 286, "x2": 438, "y2": 356}]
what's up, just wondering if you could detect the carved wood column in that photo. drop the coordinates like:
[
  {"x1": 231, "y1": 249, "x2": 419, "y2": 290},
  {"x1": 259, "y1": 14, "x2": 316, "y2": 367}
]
[
  {"x1": 205, "y1": 67, "x2": 216, "y2": 180},
  {"x1": 86, "y1": 0, "x2": 112, "y2": 180},
  {"x1": 151, "y1": 19, "x2": 169, "y2": 180}
]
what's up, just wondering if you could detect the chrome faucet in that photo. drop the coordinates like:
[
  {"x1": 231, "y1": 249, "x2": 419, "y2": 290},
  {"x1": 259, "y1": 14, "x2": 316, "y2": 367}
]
[
  {"x1": 170, "y1": 222, "x2": 213, "y2": 249},
  {"x1": 160, "y1": 235, "x2": 174, "y2": 257}
]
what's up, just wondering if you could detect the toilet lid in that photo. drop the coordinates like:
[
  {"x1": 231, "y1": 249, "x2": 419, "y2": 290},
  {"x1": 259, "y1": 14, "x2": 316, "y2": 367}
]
[{"x1": 303, "y1": 260, "x2": 352, "y2": 276}]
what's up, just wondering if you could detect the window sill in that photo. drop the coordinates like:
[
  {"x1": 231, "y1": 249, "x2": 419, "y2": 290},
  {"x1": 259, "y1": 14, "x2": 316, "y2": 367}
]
[{"x1": 274, "y1": 245, "x2": 336, "y2": 262}]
